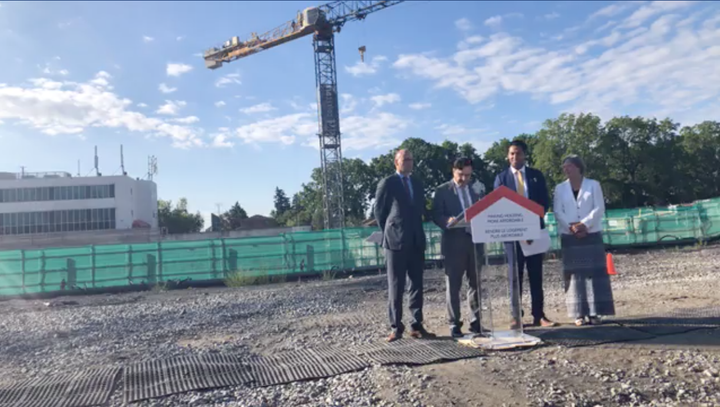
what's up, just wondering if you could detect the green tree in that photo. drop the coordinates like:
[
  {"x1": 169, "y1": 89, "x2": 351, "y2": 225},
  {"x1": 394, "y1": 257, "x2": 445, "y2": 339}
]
[
  {"x1": 271, "y1": 187, "x2": 291, "y2": 219},
  {"x1": 678, "y1": 121, "x2": 720, "y2": 200},
  {"x1": 158, "y1": 198, "x2": 204, "y2": 234},
  {"x1": 222, "y1": 202, "x2": 248, "y2": 230}
]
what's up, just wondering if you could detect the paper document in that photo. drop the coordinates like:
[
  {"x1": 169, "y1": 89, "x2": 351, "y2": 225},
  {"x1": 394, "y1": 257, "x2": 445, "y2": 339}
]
[
  {"x1": 447, "y1": 210, "x2": 468, "y2": 228},
  {"x1": 519, "y1": 229, "x2": 551, "y2": 256},
  {"x1": 365, "y1": 231, "x2": 384, "y2": 245}
]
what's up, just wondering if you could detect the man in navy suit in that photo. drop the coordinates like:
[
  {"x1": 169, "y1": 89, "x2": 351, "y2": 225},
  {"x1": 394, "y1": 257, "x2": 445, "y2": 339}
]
[
  {"x1": 375, "y1": 149, "x2": 436, "y2": 342},
  {"x1": 493, "y1": 140, "x2": 558, "y2": 328}
]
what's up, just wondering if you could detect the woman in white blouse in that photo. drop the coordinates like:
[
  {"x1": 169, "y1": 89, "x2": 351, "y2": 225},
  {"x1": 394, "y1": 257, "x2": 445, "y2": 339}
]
[{"x1": 553, "y1": 155, "x2": 615, "y2": 326}]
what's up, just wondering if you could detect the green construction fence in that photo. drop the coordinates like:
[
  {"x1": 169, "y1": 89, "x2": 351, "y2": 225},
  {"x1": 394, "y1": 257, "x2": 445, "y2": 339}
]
[{"x1": 1, "y1": 197, "x2": 719, "y2": 297}]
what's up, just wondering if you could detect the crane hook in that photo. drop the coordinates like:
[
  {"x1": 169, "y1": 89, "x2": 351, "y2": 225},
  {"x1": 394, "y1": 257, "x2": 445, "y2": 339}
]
[{"x1": 358, "y1": 45, "x2": 366, "y2": 62}]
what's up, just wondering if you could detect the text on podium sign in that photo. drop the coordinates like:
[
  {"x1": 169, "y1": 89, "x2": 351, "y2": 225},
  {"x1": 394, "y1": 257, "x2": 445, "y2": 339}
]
[{"x1": 465, "y1": 186, "x2": 545, "y2": 244}]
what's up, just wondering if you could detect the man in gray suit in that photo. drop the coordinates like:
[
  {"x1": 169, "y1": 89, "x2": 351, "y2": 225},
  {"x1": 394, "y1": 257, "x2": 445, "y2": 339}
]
[
  {"x1": 432, "y1": 157, "x2": 485, "y2": 338},
  {"x1": 374, "y1": 149, "x2": 436, "y2": 342}
]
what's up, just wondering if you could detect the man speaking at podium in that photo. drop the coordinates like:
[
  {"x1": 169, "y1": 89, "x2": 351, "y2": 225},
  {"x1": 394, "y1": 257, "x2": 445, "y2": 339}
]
[
  {"x1": 432, "y1": 157, "x2": 485, "y2": 338},
  {"x1": 494, "y1": 140, "x2": 558, "y2": 329},
  {"x1": 374, "y1": 149, "x2": 436, "y2": 342}
]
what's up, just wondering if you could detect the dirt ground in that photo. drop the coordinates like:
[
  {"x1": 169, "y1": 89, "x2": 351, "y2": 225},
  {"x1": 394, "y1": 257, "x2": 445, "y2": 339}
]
[{"x1": 0, "y1": 246, "x2": 719, "y2": 406}]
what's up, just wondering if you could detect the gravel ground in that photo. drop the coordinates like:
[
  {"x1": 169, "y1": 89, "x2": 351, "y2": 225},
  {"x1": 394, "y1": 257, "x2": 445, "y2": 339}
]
[{"x1": 1, "y1": 245, "x2": 719, "y2": 407}]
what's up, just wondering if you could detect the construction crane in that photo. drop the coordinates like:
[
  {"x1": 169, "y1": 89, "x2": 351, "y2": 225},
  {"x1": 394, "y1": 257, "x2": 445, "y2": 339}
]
[{"x1": 203, "y1": 0, "x2": 404, "y2": 230}]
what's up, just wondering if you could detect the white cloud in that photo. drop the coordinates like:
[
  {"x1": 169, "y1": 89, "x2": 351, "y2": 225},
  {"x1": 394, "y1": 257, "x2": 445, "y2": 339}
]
[
  {"x1": 458, "y1": 35, "x2": 485, "y2": 50},
  {"x1": 215, "y1": 72, "x2": 241, "y2": 87},
  {"x1": 239, "y1": 102, "x2": 276, "y2": 114},
  {"x1": 230, "y1": 109, "x2": 409, "y2": 151},
  {"x1": 158, "y1": 83, "x2": 177, "y2": 94},
  {"x1": 370, "y1": 93, "x2": 401, "y2": 107},
  {"x1": 340, "y1": 113, "x2": 410, "y2": 150},
  {"x1": 235, "y1": 113, "x2": 315, "y2": 146},
  {"x1": 485, "y1": 13, "x2": 524, "y2": 28},
  {"x1": 156, "y1": 100, "x2": 187, "y2": 116},
  {"x1": 541, "y1": 12, "x2": 561, "y2": 21},
  {"x1": 0, "y1": 72, "x2": 203, "y2": 148},
  {"x1": 393, "y1": 10, "x2": 720, "y2": 123},
  {"x1": 211, "y1": 133, "x2": 234, "y2": 148},
  {"x1": 166, "y1": 63, "x2": 193, "y2": 77},
  {"x1": 171, "y1": 116, "x2": 199, "y2": 124},
  {"x1": 435, "y1": 123, "x2": 486, "y2": 136},
  {"x1": 485, "y1": 16, "x2": 503, "y2": 28},
  {"x1": 137, "y1": 103, "x2": 148, "y2": 108},
  {"x1": 620, "y1": 1, "x2": 697, "y2": 28},
  {"x1": 455, "y1": 18, "x2": 473, "y2": 31},
  {"x1": 215, "y1": 101, "x2": 226, "y2": 107},
  {"x1": 176, "y1": 36, "x2": 184, "y2": 41},
  {"x1": 143, "y1": 36, "x2": 154, "y2": 43},
  {"x1": 409, "y1": 102, "x2": 431, "y2": 110},
  {"x1": 344, "y1": 55, "x2": 388, "y2": 77},
  {"x1": 341, "y1": 94, "x2": 358, "y2": 114},
  {"x1": 39, "y1": 60, "x2": 69, "y2": 76}
]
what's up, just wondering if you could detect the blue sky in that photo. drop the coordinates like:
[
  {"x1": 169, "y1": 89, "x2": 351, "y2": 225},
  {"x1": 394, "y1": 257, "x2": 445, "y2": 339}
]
[{"x1": 1, "y1": 1, "x2": 719, "y2": 226}]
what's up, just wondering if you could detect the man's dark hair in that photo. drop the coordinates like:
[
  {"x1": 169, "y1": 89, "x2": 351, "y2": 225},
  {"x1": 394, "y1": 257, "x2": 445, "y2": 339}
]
[
  {"x1": 453, "y1": 157, "x2": 473, "y2": 170},
  {"x1": 509, "y1": 139, "x2": 528, "y2": 153}
]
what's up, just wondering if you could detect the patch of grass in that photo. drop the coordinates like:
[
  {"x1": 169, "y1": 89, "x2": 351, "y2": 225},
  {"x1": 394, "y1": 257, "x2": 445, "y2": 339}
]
[
  {"x1": 322, "y1": 267, "x2": 338, "y2": 281},
  {"x1": 224, "y1": 270, "x2": 287, "y2": 287}
]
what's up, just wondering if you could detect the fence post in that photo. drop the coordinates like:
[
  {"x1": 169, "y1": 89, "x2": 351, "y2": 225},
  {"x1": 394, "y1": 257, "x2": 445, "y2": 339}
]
[
  {"x1": 21, "y1": 250, "x2": 26, "y2": 294},
  {"x1": 211, "y1": 241, "x2": 218, "y2": 279},
  {"x1": 128, "y1": 245, "x2": 134, "y2": 284},
  {"x1": 40, "y1": 251, "x2": 46, "y2": 293},
  {"x1": 91, "y1": 245, "x2": 96, "y2": 288},
  {"x1": 221, "y1": 239, "x2": 227, "y2": 278},
  {"x1": 157, "y1": 242, "x2": 163, "y2": 282}
]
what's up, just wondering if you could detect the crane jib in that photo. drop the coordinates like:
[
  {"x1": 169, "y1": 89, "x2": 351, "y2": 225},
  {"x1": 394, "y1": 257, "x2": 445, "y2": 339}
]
[{"x1": 203, "y1": 0, "x2": 405, "y2": 229}]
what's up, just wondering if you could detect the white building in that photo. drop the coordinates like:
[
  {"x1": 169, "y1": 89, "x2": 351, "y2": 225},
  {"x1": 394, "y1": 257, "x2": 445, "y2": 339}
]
[{"x1": 0, "y1": 171, "x2": 158, "y2": 236}]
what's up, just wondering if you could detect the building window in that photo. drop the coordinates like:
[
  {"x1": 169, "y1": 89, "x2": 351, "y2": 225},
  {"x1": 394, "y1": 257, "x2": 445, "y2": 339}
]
[
  {"x1": 0, "y1": 184, "x2": 117, "y2": 203},
  {"x1": 0, "y1": 208, "x2": 116, "y2": 236}
]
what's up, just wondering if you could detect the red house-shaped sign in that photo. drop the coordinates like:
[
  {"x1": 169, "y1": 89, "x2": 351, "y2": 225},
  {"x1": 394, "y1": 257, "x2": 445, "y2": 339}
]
[{"x1": 464, "y1": 186, "x2": 545, "y2": 243}]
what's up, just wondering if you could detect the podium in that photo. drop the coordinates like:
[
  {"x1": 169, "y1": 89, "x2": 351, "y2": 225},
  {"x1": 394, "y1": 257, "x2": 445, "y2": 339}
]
[{"x1": 454, "y1": 185, "x2": 546, "y2": 350}]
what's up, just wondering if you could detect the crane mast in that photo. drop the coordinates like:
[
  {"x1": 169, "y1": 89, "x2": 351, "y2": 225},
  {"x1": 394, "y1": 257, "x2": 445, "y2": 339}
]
[{"x1": 204, "y1": 0, "x2": 404, "y2": 230}]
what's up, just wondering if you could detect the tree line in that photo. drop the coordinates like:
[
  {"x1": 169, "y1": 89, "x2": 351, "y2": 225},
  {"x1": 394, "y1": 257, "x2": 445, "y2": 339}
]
[
  {"x1": 158, "y1": 113, "x2": 719, "y2": 233},
  {"x1": 272, "y1": 113, "x2": 720, "y2": 230}
]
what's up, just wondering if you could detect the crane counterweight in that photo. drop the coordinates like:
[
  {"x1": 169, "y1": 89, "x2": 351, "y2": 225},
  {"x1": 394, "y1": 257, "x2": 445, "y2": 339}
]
[{"x1": 203, "y1": 0, "x2": 405, "y2": 229}]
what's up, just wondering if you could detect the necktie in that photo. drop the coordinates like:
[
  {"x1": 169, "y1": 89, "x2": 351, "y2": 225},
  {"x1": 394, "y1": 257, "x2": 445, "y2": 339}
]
[
  {"x1": 460, "y1": 186, "x2": 472, "y2": 234},
  {"x1": 460, "y1": 186, "x2": 471, "y2": 210},
  {"x1": 402, "y1": 176, "x2": 412, "y2": 201},
  {"x1": 516, "y1": 170, "x2": 525, "y2": 197}
]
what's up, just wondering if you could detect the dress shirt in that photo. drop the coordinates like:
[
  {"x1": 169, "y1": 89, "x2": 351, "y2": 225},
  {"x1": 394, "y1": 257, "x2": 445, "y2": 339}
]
[
  {"x1": 396, "y1": 172, "x2": 414, "y2": 200},
  {"x1": 453, "y1": 180, "x2": 472, "y2": 211}
]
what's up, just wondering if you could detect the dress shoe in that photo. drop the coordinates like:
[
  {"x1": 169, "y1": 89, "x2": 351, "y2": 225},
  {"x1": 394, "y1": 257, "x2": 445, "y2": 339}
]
[
  {"x1": 534, "y1": 317, "x2": 558, "y2": 327},
  {"x1": 409, "y1": 326, "x2": 436, "y2": 339},
  {"x1": 450, "y1": 327, "x2": 464, "y2": 339},
  {"x1": 387, "y1": 331, "x2": 402, "y2": 342},
  {"x1": 469, "y1": 321, "x2": 482, "y2": 334}
]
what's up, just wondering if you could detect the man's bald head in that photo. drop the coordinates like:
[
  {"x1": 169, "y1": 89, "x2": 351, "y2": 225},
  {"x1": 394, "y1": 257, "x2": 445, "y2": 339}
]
[{"x1": 394, "y1": 149, "x2": 414, "y2": 175}]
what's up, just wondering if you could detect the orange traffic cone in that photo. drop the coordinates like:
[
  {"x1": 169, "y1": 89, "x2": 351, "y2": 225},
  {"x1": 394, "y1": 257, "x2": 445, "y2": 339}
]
[{"x1": 606, "y1": 252, "x2": 617, "y2": 275}]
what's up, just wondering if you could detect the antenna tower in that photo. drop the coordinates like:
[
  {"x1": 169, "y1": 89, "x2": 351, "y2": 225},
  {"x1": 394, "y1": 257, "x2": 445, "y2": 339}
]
[{"x1": 147, "y1": 155, "x2": 158, "y2": 181}]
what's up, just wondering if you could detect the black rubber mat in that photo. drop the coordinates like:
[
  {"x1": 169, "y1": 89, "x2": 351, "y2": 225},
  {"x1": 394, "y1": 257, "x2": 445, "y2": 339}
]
[
  {"x1": 612, "y1": 306, "x2": 720, "y2": 327},
  {"x1": 354, "y1": 339, "x2": 484, "y2": 365},
  {"x1": 624, "y1": 325, "x2": 708, "y2": 336},
  {"x1": 123, "y1": 354, "x2": 252, "y2": 403},
  {"x1": 0, "y1": 367, "x2": 119, "y2": 407},
  {"x1": 535, "y1": 325, "x2": 656, "y2": 348},
  {"x1": 247, "y1": 346, "x2": 370, "y2": 387}
]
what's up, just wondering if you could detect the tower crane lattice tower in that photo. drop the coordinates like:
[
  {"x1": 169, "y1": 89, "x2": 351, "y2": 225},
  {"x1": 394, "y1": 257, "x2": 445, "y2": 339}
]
[{"x1": 203, "y1": 0, "x2": 404, "y2": 230}]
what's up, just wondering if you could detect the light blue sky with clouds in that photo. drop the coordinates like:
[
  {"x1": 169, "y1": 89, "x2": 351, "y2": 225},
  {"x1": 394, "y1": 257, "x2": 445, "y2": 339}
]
[{"x1": 1, "y1": 1, "x2": 719, "y2": 226}]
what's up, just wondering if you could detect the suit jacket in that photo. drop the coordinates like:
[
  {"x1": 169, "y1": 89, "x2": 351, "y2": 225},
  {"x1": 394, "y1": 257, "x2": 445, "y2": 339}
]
[
  {"x1": 493, "y1": 166, "x2": 549, "y2": 229},
  {"x1": 374, "y1": 173, "x2": 427, "y2": 251},
  {"x1": 553, "y1": 178, "x2": 605, "y2": 235},
  {"x1": 432, "y1": 180, "x2": 483, "y2": 257}
]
